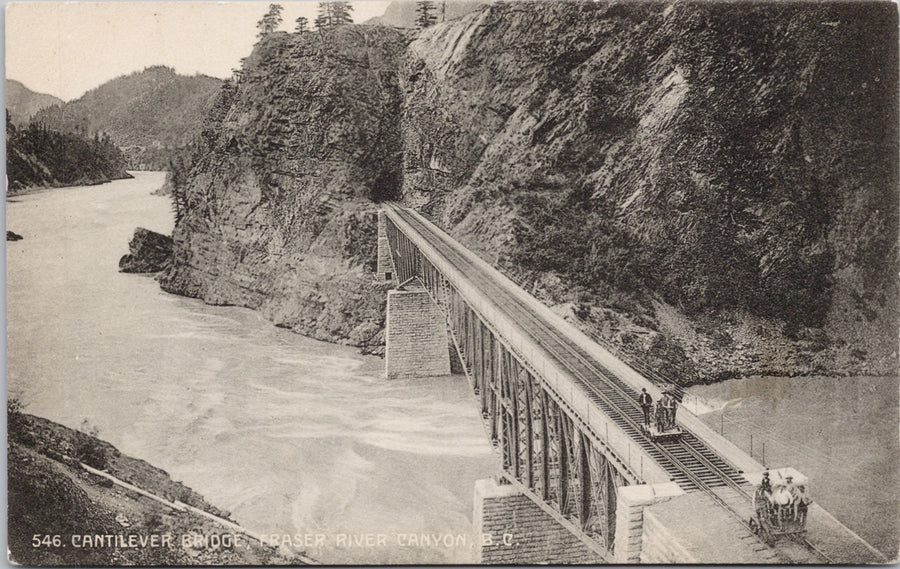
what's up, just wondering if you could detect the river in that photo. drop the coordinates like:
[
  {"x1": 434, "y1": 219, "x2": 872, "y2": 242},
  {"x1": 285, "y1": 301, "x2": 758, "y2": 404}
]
[
  {"x1": 6, "y1": 172, "x2": 498, "y2": 564},
  {"x1": 8, "y1": 173, "x2": 897, "y2": 562}
]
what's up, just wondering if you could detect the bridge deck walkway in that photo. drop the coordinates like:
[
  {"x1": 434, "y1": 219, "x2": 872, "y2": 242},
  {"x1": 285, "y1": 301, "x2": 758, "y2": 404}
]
[
  {"x1": 385, "y1": 204, "x2": 886, "y2": 564},
  {"x1": 387, "y1": 204, "x2": 743, "y2": 489}
]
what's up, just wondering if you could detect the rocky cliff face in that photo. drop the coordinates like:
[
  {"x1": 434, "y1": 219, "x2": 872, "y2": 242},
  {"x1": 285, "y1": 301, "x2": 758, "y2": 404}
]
[
  {"x1": 119, "y1": 228, "x2": 173, "y2": 273},
  {"x1": 159, "y1": 27, "x2": 407, "y2": 354},
  {"x1": 163, "y1": 2, "x2": 897, "y2": 381},
  {"x1": 400, "y1": 1, "x2": 898, "y2": 380}
]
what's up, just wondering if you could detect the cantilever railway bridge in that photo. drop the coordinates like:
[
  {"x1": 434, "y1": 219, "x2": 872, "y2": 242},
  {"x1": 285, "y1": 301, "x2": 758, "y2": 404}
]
[{"x1": 381, "y1": 203, "x2": 846, "y2": 562}]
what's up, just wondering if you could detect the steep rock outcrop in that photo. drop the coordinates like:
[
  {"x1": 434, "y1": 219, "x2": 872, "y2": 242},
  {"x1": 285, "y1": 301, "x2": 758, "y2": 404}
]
[
  {"x1": 160, "y1": 27, "x2": 407, "y2": 354},
  {"x1": 119, "y1": 228, "x2": 173, "y2": 273},
  {"x1": 401, "y1": 1, "x2": 898, "y2": 380},
  {"x1": 163, "y1": 2, "x2": 897, "y2": 381}
]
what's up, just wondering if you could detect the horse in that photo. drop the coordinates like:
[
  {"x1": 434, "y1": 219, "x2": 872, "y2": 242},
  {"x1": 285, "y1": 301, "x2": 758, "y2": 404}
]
[{"x1": 768, "y1": 485, "x2": 794, "y2": 525}]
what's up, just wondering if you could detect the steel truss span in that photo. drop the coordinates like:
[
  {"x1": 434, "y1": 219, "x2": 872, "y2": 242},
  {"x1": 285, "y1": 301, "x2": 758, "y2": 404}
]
[{"x1": 383, "y1": 204, "x2": 747, "y2": 557}]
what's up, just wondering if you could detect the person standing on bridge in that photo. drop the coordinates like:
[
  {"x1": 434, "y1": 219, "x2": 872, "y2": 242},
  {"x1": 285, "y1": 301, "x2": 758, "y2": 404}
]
[
  {"x1": 661, "y1": 392, "x2": 676, "y2": 430},
  {"x1": 639, "y1": 388, "x2": 653, "y2": 426},
  {"x1": 669, "y1": 392, "x2": 678, "y2": 428}
]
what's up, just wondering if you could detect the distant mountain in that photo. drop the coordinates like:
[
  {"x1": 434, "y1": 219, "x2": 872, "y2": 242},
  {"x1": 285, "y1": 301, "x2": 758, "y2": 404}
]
[
  {"x1": 6, "y1": 80, "x2": 63, "y2": 126},
  {"x1": 31, "y1": 66, "x2": 223, "y2": 160},
  {"x1": 364, "y1": 0, "x2": 489, "y2": 28}
]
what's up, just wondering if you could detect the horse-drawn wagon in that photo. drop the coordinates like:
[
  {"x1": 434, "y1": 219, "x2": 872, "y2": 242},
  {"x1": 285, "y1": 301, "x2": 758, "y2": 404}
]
[{"x1": 746, "y1": 468, "x2": 812, "y2": 544}]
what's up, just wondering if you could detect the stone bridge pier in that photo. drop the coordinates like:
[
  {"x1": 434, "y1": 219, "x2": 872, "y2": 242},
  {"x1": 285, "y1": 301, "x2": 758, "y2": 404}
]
[
  {"x1": 384, "y1": 285, "x2": 450, "y2": 379},
  {"x1": 381, "y1": 211, "x2": 451, "y2": 379},
  {"x1": 376, "y1": 207, "x2": 887, "y2": 565}
]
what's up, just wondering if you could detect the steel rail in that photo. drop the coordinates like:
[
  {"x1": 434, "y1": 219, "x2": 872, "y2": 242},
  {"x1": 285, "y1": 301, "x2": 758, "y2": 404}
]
[
  {"x1": 388, "y1": 205, "x2": 740, "y2": 487},
  {"x1": 387, "y1": 204, "x2": 835, "y2": 563}
]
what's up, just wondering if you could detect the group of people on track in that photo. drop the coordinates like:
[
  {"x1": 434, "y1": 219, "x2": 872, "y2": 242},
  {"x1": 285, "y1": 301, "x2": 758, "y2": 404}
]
[
  {"x1": 757, "y1": 471, "x2": 812, "y2": 526},
  {"x1": 639, "y1": 388, "x2": 678, "y2": 432}
]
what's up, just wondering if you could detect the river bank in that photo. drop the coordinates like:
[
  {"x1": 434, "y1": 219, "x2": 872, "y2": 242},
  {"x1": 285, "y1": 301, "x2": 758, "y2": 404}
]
[
  {"x1": 7, "y1": 172, "x2": 134, "y2": 197},
  {"x1": 7, "y1": 173, "x2": 497, "y2": 564},
  {"x1": 8, "y1": 407, "x2": 307, "y2": 565}
]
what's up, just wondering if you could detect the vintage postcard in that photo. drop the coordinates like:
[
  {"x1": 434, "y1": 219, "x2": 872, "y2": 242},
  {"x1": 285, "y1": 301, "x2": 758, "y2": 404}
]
[{"x1": 6, "y1": 0, "x2": 898, "y2": 565}]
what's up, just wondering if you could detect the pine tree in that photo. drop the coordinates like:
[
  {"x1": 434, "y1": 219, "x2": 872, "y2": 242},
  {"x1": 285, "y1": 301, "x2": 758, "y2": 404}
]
[
  {"x1": 257, "y1": 3, "x2": 283, "y2": 37},
  {"x1": 295, "y1": 16, "x2": 309, "y2": 33},
  {"x1": 315, "y1": 2, "x2": 331, "y2": 31},
  {"x1": 315, "y1": 1, "x2": 352, "y2": 31},
  {"x1": 416, "y1": 0, "x2": 437, "y2": 29},
  {"x1": 329, "y1": 1, "x2": 353, "y2": 26}
]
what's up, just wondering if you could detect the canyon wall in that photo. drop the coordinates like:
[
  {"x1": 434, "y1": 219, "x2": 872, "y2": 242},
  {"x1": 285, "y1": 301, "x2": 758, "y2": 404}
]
[
  {"x1": 162, "y1": 2, "x2": 898, "y2": 380},
  {"x1": 400, "y1": 1, "x2": 898, "y2": 379},
  {"x1": 160, "y1": 27, "x2": 407, "y2": 354}
]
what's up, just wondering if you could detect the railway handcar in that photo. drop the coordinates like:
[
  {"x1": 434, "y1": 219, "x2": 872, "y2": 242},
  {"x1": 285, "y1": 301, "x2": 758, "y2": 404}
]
[
  {"x1": 640, "y1": 398, "x2": 684, "y2": 441},
  {"x1": 640, "y1": 421, "x2": 684, "y2": 441}
]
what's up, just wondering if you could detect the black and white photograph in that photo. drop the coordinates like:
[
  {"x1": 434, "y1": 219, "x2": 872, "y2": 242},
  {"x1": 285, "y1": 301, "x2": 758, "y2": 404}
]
[{"x1": 5, "y1": 0, "x2": 898, "y2": 564}]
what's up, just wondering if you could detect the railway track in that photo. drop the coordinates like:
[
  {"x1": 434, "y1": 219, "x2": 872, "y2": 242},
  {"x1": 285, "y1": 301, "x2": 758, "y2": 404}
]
[
  {"x1": 390, "y1": 205, "x2": 742, "y2": 489},
  {"x1": 388, "y1": 205, "x2": 834, "y2": 563}
]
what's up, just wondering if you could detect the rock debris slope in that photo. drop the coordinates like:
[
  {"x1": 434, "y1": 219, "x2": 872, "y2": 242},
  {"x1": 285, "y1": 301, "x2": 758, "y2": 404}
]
[{"x1": 162, "y1": 2, "x2": 897, "y2": 381}]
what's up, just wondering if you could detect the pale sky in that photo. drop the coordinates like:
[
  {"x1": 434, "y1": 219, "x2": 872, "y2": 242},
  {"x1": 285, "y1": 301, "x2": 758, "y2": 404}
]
[{"x1": 5, "y1": 1, "x2": 394, "y2": 101}]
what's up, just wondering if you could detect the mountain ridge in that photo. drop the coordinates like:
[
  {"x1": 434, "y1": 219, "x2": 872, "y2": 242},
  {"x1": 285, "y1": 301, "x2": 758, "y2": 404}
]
[
  {"x1": 31, "y1": 66, "x2": 223, "y2": 168},
  {"x1": 6, "y1": 79, "x2": 63, "y2": 125}
]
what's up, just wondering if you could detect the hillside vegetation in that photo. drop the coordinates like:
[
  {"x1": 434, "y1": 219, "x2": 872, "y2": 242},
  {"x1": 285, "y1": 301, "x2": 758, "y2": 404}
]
[
  {"x1": 32, "y1": 66, "x2": 222, "y2": 169},
  {"x1": 6, "y1": 79, "x2": 63, "y2": 126},
  {"x1": 6, "y1": 118, "x2": 130, "y2": 194},
  {"x1": 364, "y1": 0, "x2": 487, "y2": 27},
  {"x1": 161, "y1": 2, "x2": 898, "y2": 382}
]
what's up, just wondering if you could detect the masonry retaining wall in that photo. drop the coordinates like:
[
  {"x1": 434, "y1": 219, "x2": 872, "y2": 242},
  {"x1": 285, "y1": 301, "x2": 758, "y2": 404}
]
[
  {"x1": 614, "y1": 482, "x2": 690, "y2": 563},
  {"x1": 640, "y1": 508, "x2": 698, "y2": 563}
]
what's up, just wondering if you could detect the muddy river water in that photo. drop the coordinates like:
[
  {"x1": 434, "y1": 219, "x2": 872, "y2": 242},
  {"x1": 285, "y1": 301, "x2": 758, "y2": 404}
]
[{"x1": 7, "y1": 172, "x2": 896, "y2": 561}]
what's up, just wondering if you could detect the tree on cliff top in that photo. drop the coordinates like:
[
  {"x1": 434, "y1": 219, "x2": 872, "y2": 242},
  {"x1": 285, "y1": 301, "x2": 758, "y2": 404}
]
[
  {"x1": 330, "y1": 2, "x2": 354, "y2": 26},
  {"x1": 257, "y1": 4, "x2": 283, "y2": 37},
  {"x1": 295, "y1": 16, "x2": 309, "y2": 33},
  {"x1": 315, "y1": 1, "x2": 353, "y2": 31},
  {"x1": 416, "y1": 1, "x2": 438, "y2": 29}
]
